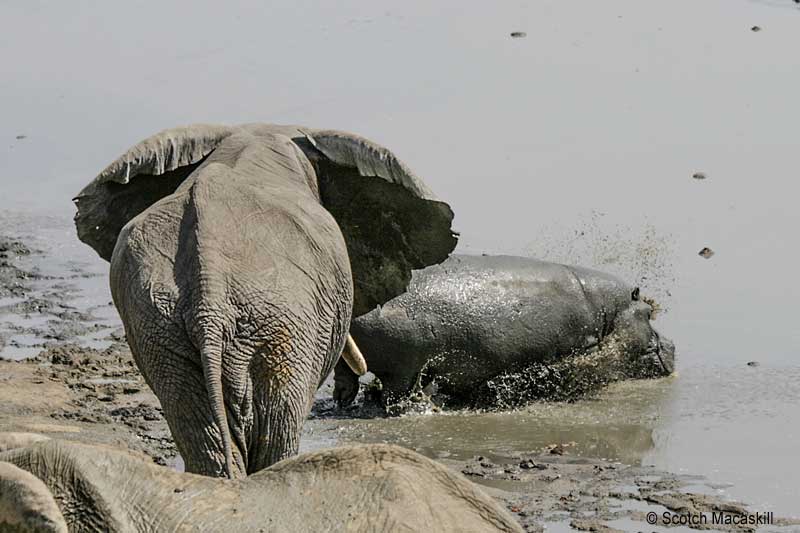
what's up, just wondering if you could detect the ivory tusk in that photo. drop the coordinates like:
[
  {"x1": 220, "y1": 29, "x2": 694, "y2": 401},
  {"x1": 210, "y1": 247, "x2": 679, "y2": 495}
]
[{"x1": 342, "y1": 334, "x2": 368, "y2": 376}]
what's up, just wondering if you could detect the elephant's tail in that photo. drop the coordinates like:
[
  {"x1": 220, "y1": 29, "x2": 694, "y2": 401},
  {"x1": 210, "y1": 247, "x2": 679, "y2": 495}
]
[{"x1": 199, "y1": 341, "x2": 236, "y2": 479}]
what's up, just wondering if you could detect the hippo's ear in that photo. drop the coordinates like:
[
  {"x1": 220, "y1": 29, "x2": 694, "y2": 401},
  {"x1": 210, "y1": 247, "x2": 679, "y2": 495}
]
[
  {"x1": 73, "y1": 124, "x2": 235, "y2": 261},
  {"x1": 631, "y1": 287, "x2": 640, "y2": 301},
  {"x1": 293, "y1": 130, "x2": 458, "y2": 317}
]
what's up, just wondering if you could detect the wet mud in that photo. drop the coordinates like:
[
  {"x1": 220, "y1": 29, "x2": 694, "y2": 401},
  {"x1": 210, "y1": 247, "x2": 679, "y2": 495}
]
[
  {"x1": 0, "y1": 235, "x2": 176, "y2": 466},
  {"x1": 449, "y1": 454, "x2": 800, "y2": 532}
]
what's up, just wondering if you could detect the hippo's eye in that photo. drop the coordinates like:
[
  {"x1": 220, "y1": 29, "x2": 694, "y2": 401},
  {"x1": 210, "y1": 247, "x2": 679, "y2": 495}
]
[{"x1": 631, "y1": 287, "x2": 640, "y2": 301}]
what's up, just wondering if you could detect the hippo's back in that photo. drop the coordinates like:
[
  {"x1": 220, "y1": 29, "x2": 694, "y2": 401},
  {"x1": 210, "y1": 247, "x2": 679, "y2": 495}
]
[{"x1": 351, "y1": 254, "x2": 633, "y2": 398}]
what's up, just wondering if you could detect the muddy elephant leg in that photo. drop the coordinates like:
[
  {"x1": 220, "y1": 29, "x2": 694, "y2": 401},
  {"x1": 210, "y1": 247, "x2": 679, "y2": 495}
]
[
  {"x1": 333, "y1": 357, "x2": 359, "y2": 407},
  {"x1": 157, "y1": 357, "x2": 248, "y2": 478},
  {"x1": 241, "y1": 312, "x2": 349, "y2": 473},
  {"x1": 136, "y1": 338, "x2": 305, "y2": 476},
  {"x1": 126, "y1": 325, "x2": 248, "y2": 479},
  {"x1": 334, "y1": 360, "x2": 421, "y2": 408},
  {"x1": 245, "y1": 379, "x2": 321, "y2": 472},
  {"x1": 381, "y1": 378, "x2": 416, "y2": 406}
]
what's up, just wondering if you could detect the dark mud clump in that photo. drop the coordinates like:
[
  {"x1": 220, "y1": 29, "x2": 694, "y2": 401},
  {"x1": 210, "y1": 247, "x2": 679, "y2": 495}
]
[
  {"x1": 699, "y1": 247, "x2": 715, "y2": 259},
  {"x1": 0, "y1": 237, "x2": 32, "y2": 258},
  {"x1": 0, "y1": 236, "x2": 38, "y2": 299}
]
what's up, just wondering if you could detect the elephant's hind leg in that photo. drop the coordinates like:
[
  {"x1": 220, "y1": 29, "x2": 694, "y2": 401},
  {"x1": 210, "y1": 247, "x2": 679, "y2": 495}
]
[
  {"x1": 245, "y1": 342, "x2": 321, "y2": 473},
  {"x1": 248, "y1": 375, "x2": 313, "y2": 471},
  {"x1": 127, "y1": 326, "x2": 247, "y2": 479},
  {"x1": 159, "y1": 361, "x2": 249, "y2": 478}
]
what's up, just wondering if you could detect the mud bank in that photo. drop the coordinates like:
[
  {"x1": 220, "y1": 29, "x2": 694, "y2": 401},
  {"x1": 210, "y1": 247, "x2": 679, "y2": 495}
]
[
  {"x1": 0, "y1": 342, "x2": 176, "y2": 466},
  {"x1": 446, "y1": 455, "x2": 800, "y2": 532},
  {"x1": 1, "y1": 234, "x2": 797, "y2": 532},
  {"x1": 0, "y1": 234, "x2": 176, "y2": 465}
]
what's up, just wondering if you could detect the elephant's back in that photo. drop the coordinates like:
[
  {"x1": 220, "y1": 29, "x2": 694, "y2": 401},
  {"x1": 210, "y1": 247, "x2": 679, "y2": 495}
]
[
  {"x1": 243, "y1": 444, "x2": 523, "y2": 532},
  {"x1": 188, "y1": 166, "x2": 352, "y2": 345}
]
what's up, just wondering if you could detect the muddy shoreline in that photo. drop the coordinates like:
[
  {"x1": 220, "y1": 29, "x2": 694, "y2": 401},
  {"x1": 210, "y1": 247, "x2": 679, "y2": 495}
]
[{"x1": 0, "y1": 234, "x2": 796, "y2": 532}]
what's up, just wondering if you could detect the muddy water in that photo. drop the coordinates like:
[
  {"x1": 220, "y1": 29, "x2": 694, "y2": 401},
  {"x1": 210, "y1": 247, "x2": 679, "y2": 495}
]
[
  {"x1": 309, "y1": 365, "x2": 800, "y2": 515},
  {"x1": 2, "y1": 0, "x2": 799, "y2": 523},
  {"x1": 313, "y1": 379, "x2": 673, "y2": 464},
  {"x1": 0, "y1": 213, "x2": 119, "y2": 359}
]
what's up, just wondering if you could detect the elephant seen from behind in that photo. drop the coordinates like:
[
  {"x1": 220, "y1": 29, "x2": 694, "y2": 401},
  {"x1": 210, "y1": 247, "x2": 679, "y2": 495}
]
[{"x1": 73, "y1": 124, "x2": 457, "y2": 478}]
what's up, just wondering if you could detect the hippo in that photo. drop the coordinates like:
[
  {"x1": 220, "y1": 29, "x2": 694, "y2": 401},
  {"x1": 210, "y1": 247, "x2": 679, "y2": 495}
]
[{"x1": 333, "y1": 254, "x2": 675, "y2": 409}]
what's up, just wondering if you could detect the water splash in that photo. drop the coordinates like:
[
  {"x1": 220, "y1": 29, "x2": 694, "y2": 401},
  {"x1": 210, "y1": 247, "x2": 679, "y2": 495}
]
[
  {"x1": 525, "y1": 211, "x2": 676, "y2": 314},
  {"x1": 479, "y1": 337, "x2": 668, "y2": 410}
]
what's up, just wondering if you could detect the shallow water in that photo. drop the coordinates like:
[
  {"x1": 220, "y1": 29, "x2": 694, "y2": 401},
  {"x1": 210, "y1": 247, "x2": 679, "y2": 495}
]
[
  {"x1": 0, "y1": 213, "x2": 119, "y2": 359},
  {"x1": 2, "y1": 0, "x2": 799, "y2": 523},
  {"x1": 309, "y1": 366, "x2": 800, "y2": 514}
]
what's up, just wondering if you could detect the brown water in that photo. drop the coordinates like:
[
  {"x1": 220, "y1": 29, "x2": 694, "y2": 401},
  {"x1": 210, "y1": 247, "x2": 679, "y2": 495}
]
[
  {"x1": 307, "y1": 365, "x2": 800, "y2": 515},
  {"x1": 2, "y1": 0, "x2": 799, "y2": 521}
]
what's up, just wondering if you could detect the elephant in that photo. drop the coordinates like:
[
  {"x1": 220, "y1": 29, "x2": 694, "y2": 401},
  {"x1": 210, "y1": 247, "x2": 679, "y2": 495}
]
[
  {"x1": 0, "y1": 433, "x2": 50, "y2": 453},
  {"x1": 0, "y1": 436, "x2": 523, "y2": 533},
  {"x1": 0, "y1": 461, "x2": 66, "y2": 533},
  {"x1": 334, "y1": 254, "x2": 675, "y2": 409},
  {"x1": 72, "y1": 124, "x2": 457, "y2": 478}
]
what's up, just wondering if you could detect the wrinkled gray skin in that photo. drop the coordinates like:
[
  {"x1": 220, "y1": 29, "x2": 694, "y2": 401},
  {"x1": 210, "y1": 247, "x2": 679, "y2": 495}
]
[
  {"x1": 73, "y1": 124, "x2": 456, "y2": 478},
  {"x1": 334, "y1": 254, "x2": 675, "y2": 407},
  {"x1": 0, "y1": 462, "x2": 67, "y2": 533},
  {"x1": 0, "y1": 437, "x2": 522, "y2": 533}
]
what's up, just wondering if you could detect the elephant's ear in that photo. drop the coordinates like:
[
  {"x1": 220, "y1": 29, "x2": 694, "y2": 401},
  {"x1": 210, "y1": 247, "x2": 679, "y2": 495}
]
[
  {"x1": 73, "y1": 124, "x2": 234, "y2": 261},
  {"x1": 295, "y1": 130, "x2": 458, "y2": 317}
]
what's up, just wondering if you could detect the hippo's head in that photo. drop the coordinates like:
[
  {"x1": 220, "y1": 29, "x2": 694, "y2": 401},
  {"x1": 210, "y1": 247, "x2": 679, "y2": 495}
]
[{"x1": 609, "y1": 288, "x2": 675, "y2": 376}]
